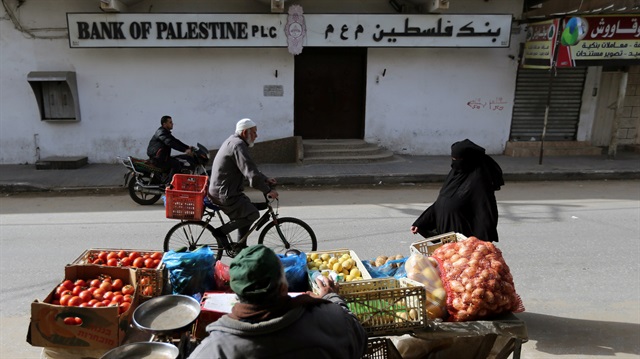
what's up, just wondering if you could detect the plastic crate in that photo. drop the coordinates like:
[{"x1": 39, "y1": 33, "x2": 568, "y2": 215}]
[
  {"x1": 361, "y1": 337, "x2": 403, "y2": 359},
  {"x1": 71, "y1": 248, "x2": 165, "y2": 300},
  {"x1": 339, "y1": 277, "x2": 428, "y2": 337},
  {"x1": 165, "y1": 174, "x2": 208, "y2": 220},
  {"x1": 409, "y1": 232, "x2": 468, "y2": 256},
  {"x1": 306, "y1": 249, "x2": 372, "y2": 294}
]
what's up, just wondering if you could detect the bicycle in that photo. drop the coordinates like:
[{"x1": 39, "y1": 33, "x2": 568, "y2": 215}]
[{"x1": 163, "y1": 193, "x2": 317, "y2": 260}]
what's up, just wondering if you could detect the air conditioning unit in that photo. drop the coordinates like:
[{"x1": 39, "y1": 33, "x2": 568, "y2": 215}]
[{"x1": 100, "y1": 0, "x2": 126, "y2": 13}]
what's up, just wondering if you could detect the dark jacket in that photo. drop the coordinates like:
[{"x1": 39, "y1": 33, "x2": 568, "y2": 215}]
[{"x1": 146, "y1": 126, "x2": 190, "y2": 163}]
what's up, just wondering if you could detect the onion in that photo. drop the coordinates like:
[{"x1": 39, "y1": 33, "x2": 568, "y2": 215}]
[
  {"x1": 462, "y1": 266, "x2": 477, "y2": 278},
  {"x1": 471, "y1": 287, "x2": 485, "y2": 298},
  {"x1": 452, "y1": 257, "x2": 468, "y2": 268},
  {"x1": 449, "y1": 280, "x2": 464, "y2": 293},
  {"x1": 484, "y1": 290, "x2": 495, "y2": 303},
  {"x1": 452, "y1": 297, "x2": 466, "y2": 310}
]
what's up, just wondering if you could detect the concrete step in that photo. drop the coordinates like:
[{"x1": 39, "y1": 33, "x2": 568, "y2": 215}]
[
  {"x1": 302, "y1": 139, "x2": 395, "y2": 164},
  {"x1": 504, "y1": 141, "x2": 603, "y2": 157},
  {"x1": 35, "y1": 156, "x2": 88, "y2": 170}
]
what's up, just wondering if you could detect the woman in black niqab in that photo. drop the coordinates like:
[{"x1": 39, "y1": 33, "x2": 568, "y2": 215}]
[{"x1": 411, "y1": 139, "x2": 504, "y2": 242}]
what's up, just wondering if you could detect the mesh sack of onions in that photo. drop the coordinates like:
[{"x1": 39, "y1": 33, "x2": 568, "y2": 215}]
[{"x1": 431, "y1": 236, "x2": 525, "y2": 322}]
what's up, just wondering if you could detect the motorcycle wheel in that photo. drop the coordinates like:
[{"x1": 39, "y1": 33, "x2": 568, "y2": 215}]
[{"x1": 128, "y1": 176, "x2": 162, "y2": 205}]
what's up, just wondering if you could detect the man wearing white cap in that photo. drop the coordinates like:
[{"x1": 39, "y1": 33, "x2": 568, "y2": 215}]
[{"x1": 208, "y1": 119, "x2": 278, "y2": 248}]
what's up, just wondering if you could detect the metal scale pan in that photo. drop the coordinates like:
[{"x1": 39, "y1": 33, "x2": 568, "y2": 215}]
[{"x1": 132, "y1": 294, "x2": 202, "y2": 336}]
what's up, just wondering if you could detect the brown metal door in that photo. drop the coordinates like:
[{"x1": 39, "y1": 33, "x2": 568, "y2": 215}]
[{"x1": 294, "y1": 47, "x2": 366, "y2": 139}]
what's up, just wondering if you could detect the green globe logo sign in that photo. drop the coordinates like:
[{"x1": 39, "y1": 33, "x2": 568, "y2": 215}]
[{"x1": 561, "y1": 17, "x2": 588, "y2": 46}]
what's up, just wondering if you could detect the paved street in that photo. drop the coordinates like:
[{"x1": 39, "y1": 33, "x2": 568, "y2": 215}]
[{"x1": 1, "y1": 181, "x2": 639, "y2": 358}]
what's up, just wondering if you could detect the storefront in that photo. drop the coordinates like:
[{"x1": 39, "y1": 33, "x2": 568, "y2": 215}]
[{"x1": 0, "y1": 0, "x2": 526, "y2": 164}]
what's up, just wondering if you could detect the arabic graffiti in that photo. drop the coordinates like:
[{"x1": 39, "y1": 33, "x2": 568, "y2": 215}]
[{"x1": 467, "y1": 97, "x2": 508, "y2": 111}]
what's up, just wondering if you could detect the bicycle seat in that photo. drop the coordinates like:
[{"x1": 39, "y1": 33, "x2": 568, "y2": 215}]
[{"x1": 203, "y1": 196, "x2": 221, "y2": 211}]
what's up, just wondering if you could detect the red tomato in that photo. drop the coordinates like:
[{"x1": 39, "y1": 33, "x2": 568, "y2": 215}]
[
  {"x1": 63, "y1": 317, "x2": 77, "y2": 325},
  {"x1": 75, "y1": 317, "x2": 83, "y2": 325},
  {"x1": 103, "y1": 299, "x2": 112, "y2": 306},
  {"x1": 92, "y1": 258, "x2": 104, "y2": 265},
  {"x1": 93, "y1": 302, "x2": 105, "y2": 307},
  {"x1": 107, "y1": 258, "x2": 118, "y2": 267},
  {"x1": 68, "y1": 296, "x2": 83, "y2": 307},
  {"x1": 151, "y1": 252, "x2": 163, "y2": 260},
  {"x1": 74, "y1": 279, "x2": 87, "y2": 287},
  {"x1": 90, "y1": 279, "x2": 101, "y2": 288},
  {"x1": 119, "y1": 302, "x2": 131, "y2": 314},
  {"x1": 132, "y1": 257, "x2": 145, "y2": 268},
  {"x1": 98, "y1": 251, "x2": 108, "y2": 262},
  {"x1": 55, "y1": 286, "x2": 70, "y2": 298},
  {"x1": 139, "y1": 277, "x2": 151, "y2": 287},
  {"x1": 79, "y1": 290, "x2": 92, "y2": 303},
  {"x1": 72, "y1": 285, "x2": 83, "y2": 296},
  {"x1": 120, "y1": 257, "x2": 132, "y2": 267},
  {"x1": 117, "y1": 250, "x2": 127, "y2": 259},
  {"x1": 100, "y1": 281, "x2": 112, "y2": 292},
  {"x1": 79, "y1": 302, "x2": 91, "y2": 307},
  {"x1": 102, "y1": 276, "x2": 112, "y2": 283},
  {"x1": 152, "y1": 259, "x2": 161, "y2": 267},
  {"x1": 103, "y1": 291, "x2": 114, "y2": 301},
  {"x1": 143, "y1": 286, "x2": 154, "y2": 296},
  {"x1": 144, "y1": 258, "x2": 155, "y2": 268},
  {"x1": 93, "y1": 289, "x2": 105, "y2": 301},
  {"x1": 60, "y1": 294, "x2": 73, "y2": 306},
  {"x1": 123, "y1": 294, "x2": 134, "y2": 303},
  {"x1": 87, "y1": 287, "x2": 97, "y2": 294},
  {"x1": 122, "y1": 285, "x2": 135, "y2": 295},
  {"x1": 111, "y1": 294, "x2": 124, "y2": 304},
  {"x1": 143, "y1": 254, "x2": 151, "y2": 260},
  {"x1": 87, "y1": 299, "x2": 99, "y2": 306},
  {"x1": 129, "y1": 251, "x2": 141, "y2": 260},
  {"x1": 61, "y1": 280, "x2": 74, "y2": 290},
  {"x1": 107, "y1": 252, "x2": 119, "y2": 260},
  {"x1": 111, "y1": 279, "x2": 124, "y2": 291}
]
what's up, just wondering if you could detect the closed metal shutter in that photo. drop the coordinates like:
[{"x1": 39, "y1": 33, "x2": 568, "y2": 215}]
[{"x1": 510, "y1": 67, "x2": 587, "y2": 141}]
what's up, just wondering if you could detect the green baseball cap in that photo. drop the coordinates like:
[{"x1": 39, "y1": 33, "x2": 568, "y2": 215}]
[{"x1": 229, "y1": 245, "x2": 282, "y2": 300}]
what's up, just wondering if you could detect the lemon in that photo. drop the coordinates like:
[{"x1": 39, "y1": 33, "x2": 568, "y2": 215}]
[
  {"x1": 332, "y1": 263, "x2": 343, "y2": 273},
  {"x1": 342, "y1": 259, "x2": 353, "y2": 270},
  {"x1": 319, "y1": 263, "x2": 329, "y2": 270},
  {"x1": 328, "y1": 257, "x2": 338, "y2": 265},
  {"x1": 310, "y1": 253, "x2": 319, "y2": 260},
  {"x1": 320, "y1": 253, "x2": 331, "y2": 261},
  {"x1": 345, "y1": 274, "x2": 354, "y2": 282},
  {"x1": 350, "y1": 268, "x2": 361, "y2": 278}
]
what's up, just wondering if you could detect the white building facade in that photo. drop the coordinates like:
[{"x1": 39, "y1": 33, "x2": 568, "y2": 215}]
[{"x1": 1, "y1": 0, "x2": 585, "y2": 165}]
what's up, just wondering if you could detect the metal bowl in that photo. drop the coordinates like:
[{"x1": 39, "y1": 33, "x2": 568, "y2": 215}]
[
  {"x1": 133, "y1": 294, "x2": 201, "y2": 335},
  {"x1": 100, "y1": 342, "x2": 179, "y2": 359}
]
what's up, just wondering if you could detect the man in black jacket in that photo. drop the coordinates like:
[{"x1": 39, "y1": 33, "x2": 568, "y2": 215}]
[{"x1": 146, "y1": 115, "x2": 192, "y2": 182}]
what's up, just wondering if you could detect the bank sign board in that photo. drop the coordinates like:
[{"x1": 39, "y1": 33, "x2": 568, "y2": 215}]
[
  {"x1": 522, "y1": 15, "x2": 640, "y2": 68},
  {"x1": 66, "y1": 13, "x2": 512, "y2": 48}
]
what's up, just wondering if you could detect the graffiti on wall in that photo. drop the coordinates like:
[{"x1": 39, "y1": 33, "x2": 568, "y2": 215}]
[{"x1": 467, "y1": 97, "x2": 508, "y2": 111}]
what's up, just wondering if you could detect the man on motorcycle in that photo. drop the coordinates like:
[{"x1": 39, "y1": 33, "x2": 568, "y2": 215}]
[
  {"x1": 208, "y1": 118, "x2": 278, "y2": 247},
  {"x1": 146, "y1": 115, "x2": 193, "y2": 183}
]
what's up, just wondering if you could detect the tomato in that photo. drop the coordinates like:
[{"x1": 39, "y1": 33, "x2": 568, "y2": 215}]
[
  {"x1": 144, "y1": 258, "x2": 155, "y2": 268},
  {"x1": 120, "y1": 257, "x2": 132, "y2": 267},
  {"x1": 123, "y1": 294, "x2": 134, "y2": 303},
  {"x1": 92, "y1": 258, "x2": 104, "y2": 265},
  {"x1": 129, "y1": 251, "x2": 141, "y2": 260},
  {"x1": 78, "y1": 290, "x2": 92, "y2": 303},
  {"x1": 103, "y1": 299, "x2": 112, "y2": 306},
  {"x1": 101, "y1": 276, "x2": 112, "y2": 283},
  {"x1": 55, "y1": 286, "x2": 70, "y2": 298},
  {"x1": 87, "y1": 299, "x2": 99, "y2": 306},
  {"x1": 72, "y1": 285, "x2": 83, "y2": 296},
  {"x1": 100, "y1": 281, "x2": 112, "y2": 292},
  {"x1": 60, "y1": 294, "x2": 74, "y2": 306},
  {"x1": 93, "y1": 289, "x2": 105, "y2": 301},
  {"x1": 74, "y1": 279, "x2": 87, "y2": 287},
  {"x1": 90, "y1": 279, "x2": 101, "y2": 288},
  {"x1": 142, "y1": 286, "x2": 154, "y2": 296},
  {"x1": 61, "y1": 280, "x2": 74, "y2": 290},
  {"x1": 132, "y1": 257, "x2": 145, "y2": 268},
  {"x1": 68, "y1": 296, "x2": 83, "y2": 307},
  {"x1": 98, "y1": 251, "x2": 108, "y2": 262},
  {"x1": 119, "y1": 302, "x2": 131, "y2": 314},
  {"x1": 107, "y1": 258, "x2": 118, "y2": 267},
  {"x1": 107, "y1": 252, "x2": 119, "y2": 260},
  {"x1": 63, "y1": 317, "x2": 77, "y2": 325},
  {"x1": 111, "y1": 279, "x2": 123, "y2": 291},
  {"x1": 87, "y1": 287, "x2": 97, "y2": 294},
  {"x1": 151, "y1": 252, "x2": 163, "y2": 260},
  {"x1": 79, "y1": 302, "x2": 91, "y2": 307},
  {"x1": 143, "y1": 253, "x2": 151, "y2": 260},
  {"x1": 93, "y1": 302, "x2": 105, "y2": 307},
  {"x1": 152, "y1": 259, "x2": 161, "y2": 267},
  {"x1": 111, "y1": 294, "x2": 124, "y2": 304},
  {"x1": 103, "y1": 291, "x2": 115, "y2": 301},
  {"x1": 117, "y1": 250, "x2": 127, "y2": 259},
  {"x1": 122, "y1": 285, "x2": 135, "y2": 295}
]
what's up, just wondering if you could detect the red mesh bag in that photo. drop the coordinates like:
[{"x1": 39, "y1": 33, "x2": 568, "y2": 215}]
[{"x1": 432, "y1": 236, "x2": 524, "y2": 322}]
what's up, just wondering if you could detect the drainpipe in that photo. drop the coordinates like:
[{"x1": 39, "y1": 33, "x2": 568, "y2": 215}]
[{"x1": 607, "y1": 71, "x2": 628, "y2": 159}]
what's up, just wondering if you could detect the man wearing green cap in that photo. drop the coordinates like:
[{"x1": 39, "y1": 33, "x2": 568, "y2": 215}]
[{"x1": 188, "y1": 245, "x2": 367, "y2": 359}]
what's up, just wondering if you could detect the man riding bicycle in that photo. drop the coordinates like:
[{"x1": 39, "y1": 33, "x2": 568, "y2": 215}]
[{"x1": 207, "y1": 119, "x2": 278, "y2": 247}]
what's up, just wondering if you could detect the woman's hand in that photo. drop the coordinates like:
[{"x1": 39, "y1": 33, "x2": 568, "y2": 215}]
[{"x1": 410, "y1": 226, "x2": 419, "y2": 234}]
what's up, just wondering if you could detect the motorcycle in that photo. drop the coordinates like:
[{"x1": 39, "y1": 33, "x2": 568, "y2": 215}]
[{"x1": 119, "y1": 143, "x2": 210, "y2": 205}]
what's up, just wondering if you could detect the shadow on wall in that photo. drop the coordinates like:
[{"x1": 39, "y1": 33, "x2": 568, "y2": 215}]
[{"x1": 208, "y1": 136, "x2": 303, "y2": 164}]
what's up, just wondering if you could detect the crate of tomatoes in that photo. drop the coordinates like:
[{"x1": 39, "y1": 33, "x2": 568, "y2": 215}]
[{"x1": 71, "y1": 248, "x2": 165, "y2": 300}]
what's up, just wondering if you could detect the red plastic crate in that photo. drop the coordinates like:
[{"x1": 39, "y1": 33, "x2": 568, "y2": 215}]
[{"x1": 165, "y1": 174, "x2": 208, "y2": 220}]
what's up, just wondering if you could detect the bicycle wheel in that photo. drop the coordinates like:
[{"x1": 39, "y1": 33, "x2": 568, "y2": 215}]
[
  {"x1": 164, "y1": 221, "x2": 227, "y2": 261},
  {"x1": 258, "y1": 217, "x2": 317, "y2": 255}
]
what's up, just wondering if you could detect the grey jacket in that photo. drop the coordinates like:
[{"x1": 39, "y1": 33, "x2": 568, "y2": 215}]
[
  {"x1": 208, "y1": 134, "x2": 271, "y2": 203},
  {"x1": 187, "y1": 293, "x2": 367, "y2": 359}
]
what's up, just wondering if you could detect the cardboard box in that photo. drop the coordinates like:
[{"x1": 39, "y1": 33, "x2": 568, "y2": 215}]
[
  {"x1": 27, "y1": 265, "x2": 137, "y2": 350},
  {"x1": 70, "y1": 248, "x2": 165, "y2": 299}
]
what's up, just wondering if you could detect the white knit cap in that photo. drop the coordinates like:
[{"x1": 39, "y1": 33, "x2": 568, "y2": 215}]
[{"x1": 236, "y1": 118, "x2": 257, "y2": 132}]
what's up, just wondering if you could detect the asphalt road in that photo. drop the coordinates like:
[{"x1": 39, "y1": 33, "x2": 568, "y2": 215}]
[{"x1": 1, "y1": 181, "x2": 639, "y2": 358}]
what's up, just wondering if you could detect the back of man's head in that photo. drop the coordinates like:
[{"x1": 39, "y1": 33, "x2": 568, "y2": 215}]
[{"x1": 229, "y1": 245, "x2": 285, "y2": 302}]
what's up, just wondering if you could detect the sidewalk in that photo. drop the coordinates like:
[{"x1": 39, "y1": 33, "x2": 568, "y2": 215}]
[{"x1": 0, "y1": 152, "x2": 639, "y2": 193}]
